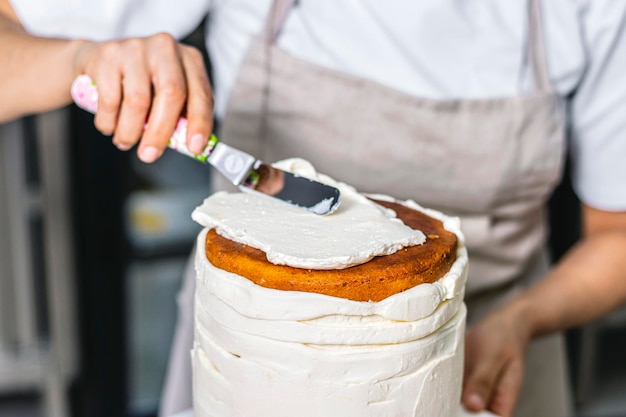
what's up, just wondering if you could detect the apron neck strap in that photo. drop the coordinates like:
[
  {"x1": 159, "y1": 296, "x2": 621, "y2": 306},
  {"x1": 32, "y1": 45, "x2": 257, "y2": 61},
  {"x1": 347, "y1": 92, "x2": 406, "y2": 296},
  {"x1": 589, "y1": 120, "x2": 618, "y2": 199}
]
[
  {"x1": 528, "y1": 0, "x2": 552, "y2": 92},
  {"x1": 263, "y1": 0, "x2": 553, "y2": 92},
  {"x1": 264, "y1": 0, "x2": 296, "y2": 43}
]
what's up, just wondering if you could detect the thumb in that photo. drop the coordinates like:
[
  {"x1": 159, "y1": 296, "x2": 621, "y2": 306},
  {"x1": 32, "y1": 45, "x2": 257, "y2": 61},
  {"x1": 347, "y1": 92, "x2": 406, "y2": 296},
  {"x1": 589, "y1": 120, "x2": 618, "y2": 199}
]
[
  {"x1": 462, "y1": 331, "x2": 502, "y2": 413},
  {"x1": 463, "y1": 355, "x2": 524, "y2": 417},
  {"x1": 486, "y1": 359, "x2": 524, "y2": 417},
  {"x1": 462, "y1": 364, "x2": 498, "y2": 413}
]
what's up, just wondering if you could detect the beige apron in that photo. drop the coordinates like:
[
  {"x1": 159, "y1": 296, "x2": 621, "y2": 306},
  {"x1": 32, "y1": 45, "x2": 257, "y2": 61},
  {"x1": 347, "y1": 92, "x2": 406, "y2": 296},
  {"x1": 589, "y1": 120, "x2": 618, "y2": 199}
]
[{"x1": 161, "y1": 1, "x2": 573, "y2": 416}]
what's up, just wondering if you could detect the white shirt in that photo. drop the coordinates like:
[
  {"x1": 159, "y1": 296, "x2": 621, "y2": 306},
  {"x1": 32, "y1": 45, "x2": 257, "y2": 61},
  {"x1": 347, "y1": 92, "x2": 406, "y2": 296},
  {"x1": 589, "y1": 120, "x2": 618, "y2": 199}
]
[{"x1": 10, "y1": 0, "x2": 626, "y2": 210}]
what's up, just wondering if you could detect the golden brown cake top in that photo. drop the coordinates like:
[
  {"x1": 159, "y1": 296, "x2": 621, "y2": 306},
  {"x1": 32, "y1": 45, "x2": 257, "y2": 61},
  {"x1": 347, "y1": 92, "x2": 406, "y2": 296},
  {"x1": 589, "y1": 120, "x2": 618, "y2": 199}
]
[{"x1": 204, "y1": 199, "x2": 457, "y2": 302}]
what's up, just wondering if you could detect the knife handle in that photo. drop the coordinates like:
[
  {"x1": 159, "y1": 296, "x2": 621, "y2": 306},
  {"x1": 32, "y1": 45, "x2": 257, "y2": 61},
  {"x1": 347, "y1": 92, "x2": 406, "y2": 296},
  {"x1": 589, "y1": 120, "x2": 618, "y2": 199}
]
[{"x1": 70, "y1": 74, "x2": 218, "y2": 163}]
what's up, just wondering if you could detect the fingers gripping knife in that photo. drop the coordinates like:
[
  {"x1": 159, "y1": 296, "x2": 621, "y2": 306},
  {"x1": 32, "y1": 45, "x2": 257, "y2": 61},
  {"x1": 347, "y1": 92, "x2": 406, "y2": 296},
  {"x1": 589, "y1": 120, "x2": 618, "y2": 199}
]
[{"x1": 71, "y1": 75, "x2": 341, "y2": 215}]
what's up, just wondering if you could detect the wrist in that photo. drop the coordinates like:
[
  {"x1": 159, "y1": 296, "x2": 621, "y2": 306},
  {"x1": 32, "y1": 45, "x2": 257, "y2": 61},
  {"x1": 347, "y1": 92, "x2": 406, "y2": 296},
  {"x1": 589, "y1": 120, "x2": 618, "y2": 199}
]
[
  {"x1": 70, "y1": 38, "x2": 93, "y2": 76},
  {"x1": 503, "y1": 295, "x2": 536, "y2": 343}
]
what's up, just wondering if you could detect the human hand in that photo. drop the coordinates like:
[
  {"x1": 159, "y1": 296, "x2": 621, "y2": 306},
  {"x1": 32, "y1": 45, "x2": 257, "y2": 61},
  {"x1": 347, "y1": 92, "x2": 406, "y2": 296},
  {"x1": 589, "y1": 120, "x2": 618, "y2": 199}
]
[
  {"x1": 462, "y1": 301, "x2": 532, "y2": 417},
  {"x1": 73, "y1": 33, "x2": 213, "y2": 163}
]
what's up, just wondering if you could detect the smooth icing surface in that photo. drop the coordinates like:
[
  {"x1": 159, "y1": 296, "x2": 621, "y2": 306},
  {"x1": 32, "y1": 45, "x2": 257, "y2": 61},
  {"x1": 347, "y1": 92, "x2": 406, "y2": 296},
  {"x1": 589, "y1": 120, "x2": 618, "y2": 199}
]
[{"x1": 191, "y1": 158, "x2": 468, "y2": 417}]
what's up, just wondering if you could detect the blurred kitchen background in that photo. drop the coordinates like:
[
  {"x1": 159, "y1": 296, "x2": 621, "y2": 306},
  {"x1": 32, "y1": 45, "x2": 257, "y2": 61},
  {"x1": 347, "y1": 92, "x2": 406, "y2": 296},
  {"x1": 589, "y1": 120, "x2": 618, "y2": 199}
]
[
  {"x1": 0, "y1": 26, "x2": 209, "y2": 417},
  {"x1": 2, "y1": 24, "x2": 626, "y2": 417}
]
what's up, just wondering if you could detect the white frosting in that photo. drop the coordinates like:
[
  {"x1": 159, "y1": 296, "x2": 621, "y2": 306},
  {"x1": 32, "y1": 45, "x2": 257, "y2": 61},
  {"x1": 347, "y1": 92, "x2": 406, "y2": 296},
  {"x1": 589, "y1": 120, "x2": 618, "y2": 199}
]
[
  {"x1": 191, "y1": 158, "x2": 468, "y2": 417},
  {"x1": 192, "y1": 159, "x2": 425, "y2": 269}
]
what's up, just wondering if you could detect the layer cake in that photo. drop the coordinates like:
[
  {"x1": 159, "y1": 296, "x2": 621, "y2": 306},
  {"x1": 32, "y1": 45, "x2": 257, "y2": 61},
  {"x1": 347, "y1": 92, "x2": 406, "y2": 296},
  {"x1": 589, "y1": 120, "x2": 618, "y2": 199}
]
[{"x1": 191, "y1": 159, "x2": 468, "y2": 417}]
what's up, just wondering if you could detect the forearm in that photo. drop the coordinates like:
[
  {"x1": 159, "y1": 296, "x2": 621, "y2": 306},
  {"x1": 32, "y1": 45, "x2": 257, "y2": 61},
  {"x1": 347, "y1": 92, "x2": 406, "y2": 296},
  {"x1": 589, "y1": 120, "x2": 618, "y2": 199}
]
[
  {"x1": 462, "y1": 217, "x2": 626, "y2": 415},
  {"x1": 510, "y1": 216, "x2": 626, "y2": 337},
  {"x1": 0, "y1": 13, "x2": 87, "y2": 122}
]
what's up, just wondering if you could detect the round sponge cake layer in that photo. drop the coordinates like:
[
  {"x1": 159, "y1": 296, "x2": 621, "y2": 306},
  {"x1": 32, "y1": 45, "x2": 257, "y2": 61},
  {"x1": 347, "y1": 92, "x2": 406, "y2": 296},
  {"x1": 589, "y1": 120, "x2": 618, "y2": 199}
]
[{"x1": 204, "y1": 199, "x2": 457, "y2": 302}]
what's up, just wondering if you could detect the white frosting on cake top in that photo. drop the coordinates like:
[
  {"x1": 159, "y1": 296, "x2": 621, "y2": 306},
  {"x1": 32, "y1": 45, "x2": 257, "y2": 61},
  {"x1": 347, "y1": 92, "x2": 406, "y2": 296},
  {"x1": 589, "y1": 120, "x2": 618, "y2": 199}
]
[{"x1": 192, "y1": 158, "x2": 426, "y2": 270}]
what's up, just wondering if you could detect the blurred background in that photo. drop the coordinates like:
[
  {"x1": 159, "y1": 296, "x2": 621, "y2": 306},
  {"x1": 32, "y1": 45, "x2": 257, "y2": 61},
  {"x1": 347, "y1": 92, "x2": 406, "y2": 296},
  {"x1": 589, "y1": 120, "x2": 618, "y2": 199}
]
[{"x1": 1, "y1": 24, "x2": 626, "y2": 417}]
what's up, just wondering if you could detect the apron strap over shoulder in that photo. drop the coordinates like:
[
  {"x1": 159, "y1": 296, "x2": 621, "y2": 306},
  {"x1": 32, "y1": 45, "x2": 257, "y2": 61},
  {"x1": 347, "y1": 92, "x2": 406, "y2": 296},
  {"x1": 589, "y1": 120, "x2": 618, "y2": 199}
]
[
  {"x1": 264, "y1": 0, "x2": 553, "y2": 93},
  {"x1": 264, "y1": 0, "x2": 296, "y2": 44},
  {"x1": 528, "y1": 0, "x2": 553, "y2": 92}
]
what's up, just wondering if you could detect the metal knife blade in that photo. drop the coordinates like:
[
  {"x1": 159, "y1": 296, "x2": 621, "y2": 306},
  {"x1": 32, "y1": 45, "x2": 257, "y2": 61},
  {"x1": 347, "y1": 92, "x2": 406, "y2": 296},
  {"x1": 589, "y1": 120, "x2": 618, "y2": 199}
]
[{"x1": 70, "y1": 75, "x2": 341, "y2": 215}]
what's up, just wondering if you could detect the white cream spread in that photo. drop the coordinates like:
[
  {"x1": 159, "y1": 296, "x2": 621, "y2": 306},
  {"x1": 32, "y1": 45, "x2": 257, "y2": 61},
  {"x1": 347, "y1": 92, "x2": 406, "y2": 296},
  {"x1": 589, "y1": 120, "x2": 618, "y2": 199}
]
[
  {"x1": 191, "y1": 158, "x2": 468, "y2": 417},
  {"x1": 192, "y1": 158, "x2": 426, "y2": 269}
]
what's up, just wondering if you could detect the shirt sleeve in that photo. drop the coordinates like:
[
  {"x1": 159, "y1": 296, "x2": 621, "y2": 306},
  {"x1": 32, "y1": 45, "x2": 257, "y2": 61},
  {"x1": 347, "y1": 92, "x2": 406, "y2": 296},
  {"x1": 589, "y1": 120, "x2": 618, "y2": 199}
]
[
  {"x1": 9, "y1": 0, "x2": 211, "y2": 40},
  {"x1": 569, "y1": 0, "x2": 626, "y2": 211}
]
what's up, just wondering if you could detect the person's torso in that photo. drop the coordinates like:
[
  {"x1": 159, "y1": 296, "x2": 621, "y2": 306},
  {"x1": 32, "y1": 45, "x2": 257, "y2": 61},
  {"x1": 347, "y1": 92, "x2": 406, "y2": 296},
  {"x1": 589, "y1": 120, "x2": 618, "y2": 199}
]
[{"x1": 206, "y1": 0, "x2": 588, "y2": 119}]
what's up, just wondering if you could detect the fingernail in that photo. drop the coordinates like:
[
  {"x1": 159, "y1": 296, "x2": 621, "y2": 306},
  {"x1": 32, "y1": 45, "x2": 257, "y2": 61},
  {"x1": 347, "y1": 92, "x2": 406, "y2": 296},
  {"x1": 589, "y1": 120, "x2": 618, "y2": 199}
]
[
  {"x1": 115, "y1": 142, "x2": 132, "y2": 151},
  {"x1": 139, "y1": 146, "x2": 161, "y2": 163},
  {"x1": 189, "y1": 133, "x2": 206, "y2": 154},
  {"x1": 466, "y1": 393, "x2": 484, "y2": 410}
]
